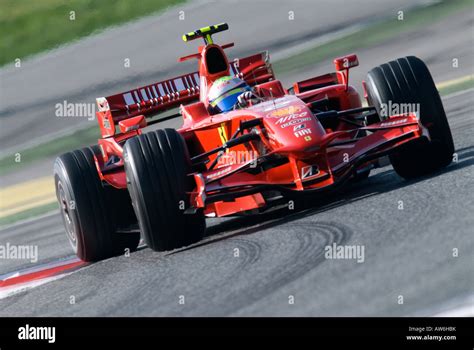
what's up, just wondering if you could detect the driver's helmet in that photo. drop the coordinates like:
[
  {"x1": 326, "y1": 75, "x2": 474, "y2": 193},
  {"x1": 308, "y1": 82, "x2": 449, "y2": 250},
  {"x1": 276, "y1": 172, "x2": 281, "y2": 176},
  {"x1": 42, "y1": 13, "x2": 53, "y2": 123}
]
[{"x1": 208, "y1": 76, "x2": 251, "y2": 113}]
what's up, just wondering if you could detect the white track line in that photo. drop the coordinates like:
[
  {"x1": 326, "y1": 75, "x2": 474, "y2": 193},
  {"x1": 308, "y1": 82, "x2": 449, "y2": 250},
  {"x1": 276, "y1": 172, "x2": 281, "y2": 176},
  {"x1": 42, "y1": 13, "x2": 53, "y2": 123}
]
[
  {"x1": 434, "y1": 304, "x2": 474, "y2": 317},
  {"x1": 0, "y1": 209, "x2": 59, "y2": 231},
  {"x1": 442, "y1": 87, "x2": 474, "y2": 100},
  {"x1": 0, "y1": 273, "x2": 70, "y2": 300},
  {"x1": 431, "y1": 295, "x2": 474, "y2": 317}
]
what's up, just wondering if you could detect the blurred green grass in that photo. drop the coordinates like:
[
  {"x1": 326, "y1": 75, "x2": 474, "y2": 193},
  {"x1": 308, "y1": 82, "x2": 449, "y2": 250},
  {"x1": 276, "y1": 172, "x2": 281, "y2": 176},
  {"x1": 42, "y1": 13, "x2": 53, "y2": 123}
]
[
  {"x1": 0, "y1": 126, "x2": 99, "y2": 176},
  {"x1": 0, "y1": 0, "x2": 184, "y2": 66},
  {"x1": 438, "y1": 76, "x2": 474, "y2": 96}
]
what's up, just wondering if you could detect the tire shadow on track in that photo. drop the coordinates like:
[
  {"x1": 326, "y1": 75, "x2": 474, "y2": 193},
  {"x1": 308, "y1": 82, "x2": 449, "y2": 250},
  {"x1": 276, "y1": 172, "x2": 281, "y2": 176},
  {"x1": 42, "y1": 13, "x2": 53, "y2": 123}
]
[{"x1": 169, "y1": 144, "x2": 474, "y2": 255}]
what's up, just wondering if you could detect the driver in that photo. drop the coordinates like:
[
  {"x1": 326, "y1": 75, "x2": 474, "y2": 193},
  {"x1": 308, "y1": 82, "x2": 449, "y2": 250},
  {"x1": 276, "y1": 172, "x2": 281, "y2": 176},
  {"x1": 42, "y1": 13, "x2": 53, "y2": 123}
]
[{"x1": 208, "y1": 76, "x2": 259, "y2": 114}]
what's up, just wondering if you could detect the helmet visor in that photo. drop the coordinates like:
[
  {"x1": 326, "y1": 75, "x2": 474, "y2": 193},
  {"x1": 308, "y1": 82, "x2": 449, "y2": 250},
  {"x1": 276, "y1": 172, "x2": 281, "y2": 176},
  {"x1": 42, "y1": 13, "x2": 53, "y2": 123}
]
[{"x1": 210, "y1": 86, "x2": 249, "y2": 112}]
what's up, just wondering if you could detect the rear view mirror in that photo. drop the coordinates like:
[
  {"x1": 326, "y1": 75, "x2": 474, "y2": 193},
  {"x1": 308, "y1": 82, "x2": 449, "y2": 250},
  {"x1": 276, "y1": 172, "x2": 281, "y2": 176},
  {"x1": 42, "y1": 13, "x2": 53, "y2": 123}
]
[{"x1": 334, "y1": 54, "x2": 359, "y2": 71}]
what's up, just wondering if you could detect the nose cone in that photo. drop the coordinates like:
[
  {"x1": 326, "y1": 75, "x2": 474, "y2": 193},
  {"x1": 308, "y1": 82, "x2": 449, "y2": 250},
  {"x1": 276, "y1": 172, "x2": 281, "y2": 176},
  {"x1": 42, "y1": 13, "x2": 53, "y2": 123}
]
[{"x1": 251, "y1": 96, "x2": 325, "y2": 153}]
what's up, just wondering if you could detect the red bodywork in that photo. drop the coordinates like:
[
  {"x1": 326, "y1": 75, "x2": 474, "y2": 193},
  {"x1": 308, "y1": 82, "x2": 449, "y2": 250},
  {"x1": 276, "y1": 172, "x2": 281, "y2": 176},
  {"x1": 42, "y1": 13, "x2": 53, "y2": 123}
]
[{"x1": 93, "y1": 37, "x2": 428, "y2": 218}]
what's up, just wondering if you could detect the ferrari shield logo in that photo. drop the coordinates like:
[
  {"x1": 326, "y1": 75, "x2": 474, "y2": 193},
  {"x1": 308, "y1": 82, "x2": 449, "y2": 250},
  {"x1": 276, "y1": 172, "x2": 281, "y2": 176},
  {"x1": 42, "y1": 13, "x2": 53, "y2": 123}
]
[{"x1": 217, "y1": 122, "x2": 228, "y2": 145}]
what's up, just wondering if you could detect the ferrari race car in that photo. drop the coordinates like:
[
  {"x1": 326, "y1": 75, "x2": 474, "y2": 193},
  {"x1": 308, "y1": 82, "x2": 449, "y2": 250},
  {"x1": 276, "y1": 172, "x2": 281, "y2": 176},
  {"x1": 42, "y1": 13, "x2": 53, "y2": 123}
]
[{"x1": 54, "y1": 23, "x2": 454, "y2": 262}]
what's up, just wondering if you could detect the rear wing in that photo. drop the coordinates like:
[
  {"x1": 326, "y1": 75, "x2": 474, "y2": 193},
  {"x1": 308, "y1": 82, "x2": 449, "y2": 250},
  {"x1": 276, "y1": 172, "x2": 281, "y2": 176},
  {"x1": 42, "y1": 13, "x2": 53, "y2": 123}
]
[{"x1": 96, "y1": 52, "x2": 274, "y2": 138}]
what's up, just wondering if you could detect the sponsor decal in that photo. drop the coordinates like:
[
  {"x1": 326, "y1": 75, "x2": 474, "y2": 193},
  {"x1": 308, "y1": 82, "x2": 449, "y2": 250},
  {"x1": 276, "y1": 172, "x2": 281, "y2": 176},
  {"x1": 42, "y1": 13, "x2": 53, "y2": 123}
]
[
  {"x1": 379, "y1": 118, "x2": 408, "y2": 127},
  {"x1": 279, "y1": 117, "x2": 311, "y2": 129},
  {"x1": 293, "y1": 123, "x2": 306, "y2": 131},
  {"x1": 96, "y1": 97, "x2": 109, "y2": 112},
  {"x1": 294, "y1": 129, "x2": 312, "y2": 138},
  {"x1": 301, "y1": 165, "x2": 320, "y2": 179},
  {"x1": 124, "y1": 124, "x2": 140, "y2": 132},
  {"x1": 217, "y1": 122, "x2": 228, "y2": 145},
  {"x1": 275, "y1": 111, "x2": 308, "y2": 124},
  {"x1": 206, "y1": 166, "x2": 232, "y2": 180},
  {"x1": 267, "y1": 105, "x2": 304, "y2": 118},
  {"x1": 103, "y1": 116, "x2": 111, "y2": 129},
  {"x1": 304, "y1": 135, "x2": 312, "y2": 142}
]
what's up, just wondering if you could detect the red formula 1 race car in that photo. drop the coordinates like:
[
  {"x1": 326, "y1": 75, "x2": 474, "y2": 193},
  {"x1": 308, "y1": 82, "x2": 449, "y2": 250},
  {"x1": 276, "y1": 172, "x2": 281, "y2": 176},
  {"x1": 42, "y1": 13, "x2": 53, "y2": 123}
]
[{"x1": 54, "y1": 23, "x2": 454, "y2": 262}]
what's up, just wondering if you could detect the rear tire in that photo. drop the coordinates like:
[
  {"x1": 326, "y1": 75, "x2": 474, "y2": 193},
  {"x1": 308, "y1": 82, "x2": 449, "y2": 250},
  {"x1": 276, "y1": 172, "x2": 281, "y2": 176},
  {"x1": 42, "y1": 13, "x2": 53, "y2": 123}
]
[
  {"x1": 124, "y1": 129, "x2": 205, "y2": 252},
  {"x1": 366, "y1": 56, "x2": 454, "y2": 179},
  {"x1": 54, "y1": 147, "x2": 140, "y2": 262}
]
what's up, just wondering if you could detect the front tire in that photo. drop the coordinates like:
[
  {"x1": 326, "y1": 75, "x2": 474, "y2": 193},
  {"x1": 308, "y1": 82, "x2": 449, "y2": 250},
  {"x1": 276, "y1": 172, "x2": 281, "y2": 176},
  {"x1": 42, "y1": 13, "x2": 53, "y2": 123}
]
[
  {"x1": 124, "y1": 129, "x2": 205, "y2": 252},
  {"x1": 366, "y1": 56, "x2": 454, "y2": 179},
  {"x1": 54, "y1": 147, "x2": 140, "y2": 262}
]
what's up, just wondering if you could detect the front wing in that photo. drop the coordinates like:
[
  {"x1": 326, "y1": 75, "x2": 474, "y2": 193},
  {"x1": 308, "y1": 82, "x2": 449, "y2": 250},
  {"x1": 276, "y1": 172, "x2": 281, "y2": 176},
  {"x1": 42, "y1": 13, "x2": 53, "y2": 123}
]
[{"x1": 188, "y1": 113, "x2": 427, "y2": 217}]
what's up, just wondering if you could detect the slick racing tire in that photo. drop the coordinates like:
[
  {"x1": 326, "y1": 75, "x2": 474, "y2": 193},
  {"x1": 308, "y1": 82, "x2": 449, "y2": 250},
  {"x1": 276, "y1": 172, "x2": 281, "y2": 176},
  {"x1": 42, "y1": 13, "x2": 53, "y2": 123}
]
[
  {"x1": 54, "y1": 146, "x2": 140, "y2": 262},
  {"x1": 366, "y1": 56, "x2": 454, "y2": 179},
  {"x1": 123, "y1": 129, "x2": 206, "y2": 252}
]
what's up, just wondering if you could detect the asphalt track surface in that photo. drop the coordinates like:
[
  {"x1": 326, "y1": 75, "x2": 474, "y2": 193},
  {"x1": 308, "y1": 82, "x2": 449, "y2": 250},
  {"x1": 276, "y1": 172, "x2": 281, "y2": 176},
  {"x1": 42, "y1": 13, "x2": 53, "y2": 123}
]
[{"x1": 0, "y1": 88, "x2": 472, "y2": 316}]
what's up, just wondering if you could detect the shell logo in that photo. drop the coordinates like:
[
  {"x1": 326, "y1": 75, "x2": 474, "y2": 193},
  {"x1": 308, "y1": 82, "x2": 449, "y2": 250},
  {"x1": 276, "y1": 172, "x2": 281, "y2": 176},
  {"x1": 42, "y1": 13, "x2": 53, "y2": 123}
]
[{"x1": 267, "y1": 105, "x2": 304, "y2": 118}]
